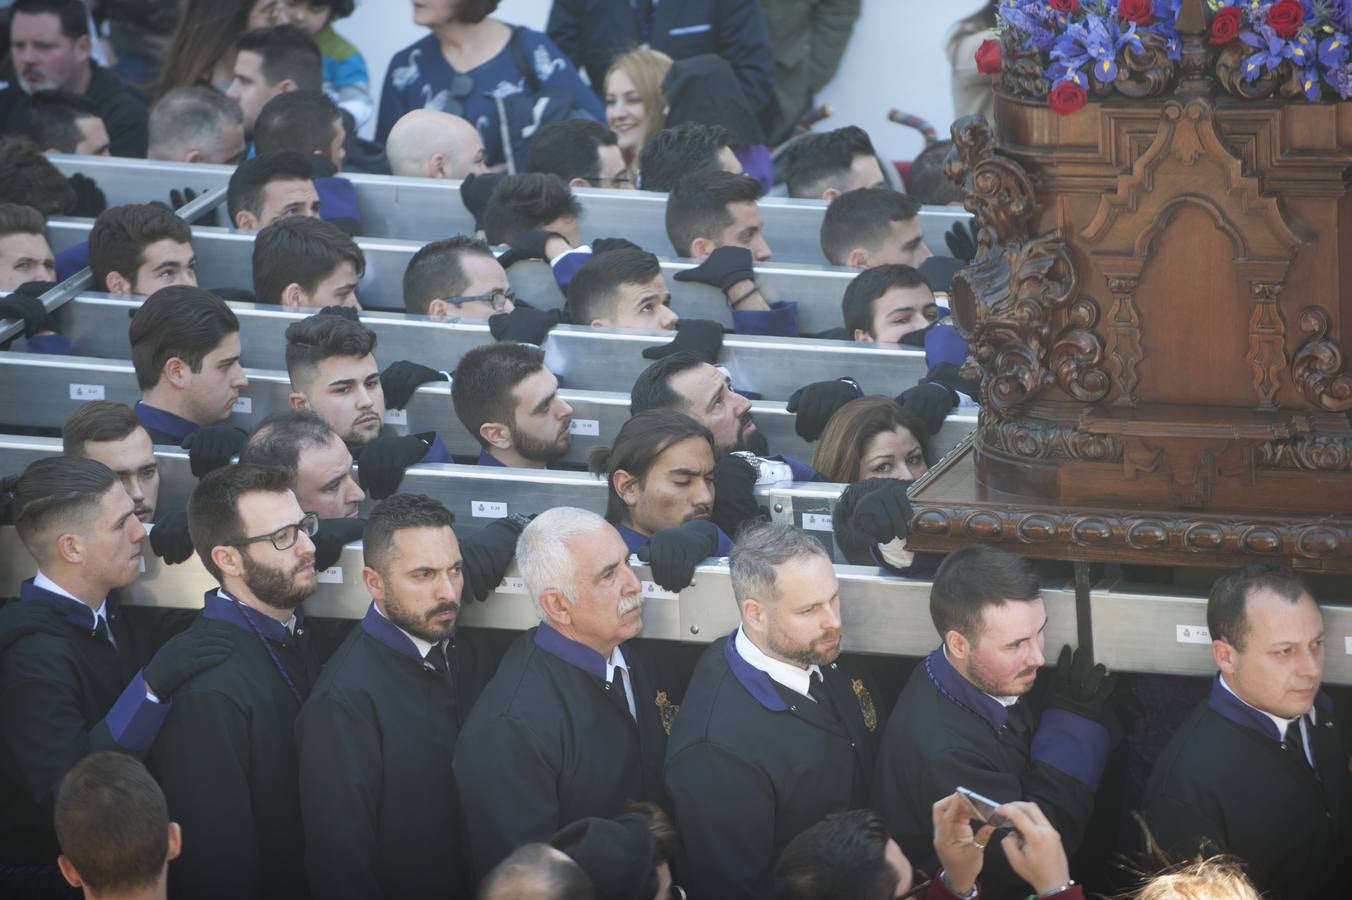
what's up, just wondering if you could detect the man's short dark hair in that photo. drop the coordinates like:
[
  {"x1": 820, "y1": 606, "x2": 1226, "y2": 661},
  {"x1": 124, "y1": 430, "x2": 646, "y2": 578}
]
[
  {"x1": 480, "y1": 843, "x2": 594, "y2": 900},
  {"x1": 566, "y1": 247, "x2": 662, "y2": 324},
  {"x1": 284, "y1": 313, "x2": 378, "y2": 388},
  {"x1": 253, "y1": 215, "x2": 364, "y2": 305},
  {"x1": 149, "y1": 87, "x2": 244, "y2": 160},
  {"x1": 11, "y1": 0, "x2": 89, "y2": 39},
  {"x1": 54, "y1": 753, "x2": 169, "y2": 895},
  {"x1": 820, "y1": 188, "x2": 924, "y2": 266},
  {"x1": 907, "y1": 140, "x2": 964, "y2": 205},
  {"x1": 128, "y1": 286, "x2": 239, "y2": 391},
  {"x1": 638, "y1": 122, "x2": 730, "y2": 192},
  {"x1": 303, "y1": 0, "x2": 356, "y2": 18},
  {"x1": 587, "y1": 409, "x2": 713, "y2": 523},
  {"x1": 665, "y1": 170, "x2": 762, "y2": 257},
  {"x1": 254, "y1": 90, "x2": 341, "y2": 158},
  {"x1": 483, "y1": 173, "x2": 582, "y2": 245},
  {"x1": 62, "y1": 400, "x2": 144, "y2": 457},
  {"x1": 773, "y1": 809, "x2": 901, "y2": 900},
  {"x1": 15, "y1": 90, "x2": 103, "y2": 153},
  {"x1": 783, "y1": 126, "x2": 878, "y2": 199},
  {"x1": 842, "y1": 264, "x2": 932, "y2": 338},
  {"x1": 402, "y1": 235, "x2": 495, "y2": 315},
  {"x1": 234, "y1": 25, "x2": 323, "y2": 92},
  {"x1": 527, "y1": 119, "x2": 618, "y2": 185},
  {"x1": 187, "y1": 463, "x2": 295, "y2": 582},
  {"x1": 930, "y1": 545, "x2": 1041, "y2": 642},
  {"x1": 629, "y1": 351, "x2": 703, "y2": 416},
  {"x1": 89, "y1": 204, "x2": 192, "y2": 291},
  {"x1": 0, "y1": 201, "x2": 46, "y2": 238},
  {"x1": 1207, "y1": 565, "x2": 1312, "y2": 651},
  {"x1": 363, "y1": 493, "x2": 457, "y2": 576},
  {"x1": 239, "y1": 409, "x2": 339, "y2": 483},
  {"x1": 1, "y1": 455, "x2": 118, "y2": 559},
  {"x1": 0, "y1": 136, "x2": 76, "y2": 215},
  {"x1": 227, "y1": 150, "x2": 315, "y2": 223},
  {"x1": 451, "y1": 342, "x2": 548, "y2": 448}
]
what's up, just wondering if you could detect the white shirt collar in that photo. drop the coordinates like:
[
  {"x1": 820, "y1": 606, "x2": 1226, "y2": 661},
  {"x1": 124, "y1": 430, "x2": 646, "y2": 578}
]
[
  {"x1": 373, "y1": 602, "x2": 437, "y2": 660},
  {"x1": 735, "y1": 626, "x2": 821, "y2": 701},
  {"x1": 217, "y1": 588, "x2": 296, "y2": 636},
  {"x1": 1219, "y1": 673, "x2": 1318, "y2": 734},
  {"x1": 34, "y1": 570, "x2": 108, "y2": 624}
]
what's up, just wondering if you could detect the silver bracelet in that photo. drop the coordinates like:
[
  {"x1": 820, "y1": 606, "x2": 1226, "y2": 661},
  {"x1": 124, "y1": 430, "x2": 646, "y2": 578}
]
[
  {"x1": 1038, "y1": 880, "x2": 1076, "y2": 898},
  {"x1": 938, "y1": 869, "x2": 978, "y2": 900}
]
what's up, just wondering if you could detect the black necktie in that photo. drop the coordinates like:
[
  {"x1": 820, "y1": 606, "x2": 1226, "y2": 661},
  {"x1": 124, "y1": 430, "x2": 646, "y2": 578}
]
[
  {"x1": 609, "y1": 666, "x2": 635, "y2": 720},
  {"x1": 93, "y1": 614, "x2": 113, "y2": 647},
  {"x1": 1285, "y1": 718, "x2": 1312, "y2": 769},
  {"x1": 808, "y1": 670, "x2": 827, "y2": 704},
  {"x1": 425, "y1": 643, "x2": 449, "y2": 679}
]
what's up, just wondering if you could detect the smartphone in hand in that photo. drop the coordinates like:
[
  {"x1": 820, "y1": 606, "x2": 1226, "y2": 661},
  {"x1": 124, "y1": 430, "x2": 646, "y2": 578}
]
[{"x1": 956, "y1": 786, "x2": 1014, "y2": 836}]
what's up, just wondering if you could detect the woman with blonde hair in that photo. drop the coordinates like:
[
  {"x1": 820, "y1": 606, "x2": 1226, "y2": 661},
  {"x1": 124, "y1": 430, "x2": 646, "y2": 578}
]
[{"x1": 603, "y1": 48, "x2": 672, "y2": 175}]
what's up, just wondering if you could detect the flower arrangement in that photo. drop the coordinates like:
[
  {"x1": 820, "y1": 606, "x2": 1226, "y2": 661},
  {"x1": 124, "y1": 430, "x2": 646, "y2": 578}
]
[{"x1": 1212, "y1": 1, "x2": 1352, "y2": 100}]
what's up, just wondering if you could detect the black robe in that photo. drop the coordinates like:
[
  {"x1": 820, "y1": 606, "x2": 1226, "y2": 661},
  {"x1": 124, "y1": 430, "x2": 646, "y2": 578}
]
[
  {"x1": 1140, "y1": 677, "x2": 1351, "y2": 899},
  {"x1": 451, "y1": 624, "x2": 668, "y2": 880},
  {"x1": 663, "y1": 631, "x2": 882, "y2": 899}
]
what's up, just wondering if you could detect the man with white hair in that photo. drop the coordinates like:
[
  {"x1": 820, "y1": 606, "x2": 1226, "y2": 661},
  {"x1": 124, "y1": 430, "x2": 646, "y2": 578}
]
[
  {"x1": 385, "y1": 109, "x2": 489, "y2": 180},
  {"x1": 451, "y1": 507, "x2": 668, "y2": 881}
]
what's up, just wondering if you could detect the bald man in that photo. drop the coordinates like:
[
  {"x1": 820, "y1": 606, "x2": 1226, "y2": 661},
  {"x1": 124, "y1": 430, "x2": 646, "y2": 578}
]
[{"x1": 386, "y1": 110, "x2": 489, "y2": 180}]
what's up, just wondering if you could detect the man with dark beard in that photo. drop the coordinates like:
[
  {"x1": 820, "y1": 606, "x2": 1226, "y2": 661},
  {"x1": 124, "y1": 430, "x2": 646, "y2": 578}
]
[
  {"x1": 664, "y1": 522, "x2": 880, "y2": 899},
  {"x1": 872, "y1": 545, "x2": 1116, "y2": 900},
  {"x1": 297, "y1": 494, "x2": 493, "y2": 899},
  {"x1": 452, "y1": 342, "x2": 575, "y2": 469},
  {"x1": 146, "y1": 464, "x2": 322, "y2": 900}
]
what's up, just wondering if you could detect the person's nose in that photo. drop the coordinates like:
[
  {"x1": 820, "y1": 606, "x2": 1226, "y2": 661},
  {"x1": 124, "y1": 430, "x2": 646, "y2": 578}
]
[
  {"x1": 916, "y1": 241, "x2": 934, "y2": 265},
  {"x1": 129, "y1": 518, "x2": 148, "y2": 546},
  {"x1": 342, "y1": 474, "x2": 365, "y2": 506},
  {"x1": 557, "y1": 398, "x2": 574, "y2": 420},
  {"x1": 731, "y1": 391, "x2": 752, "y2": 419},
  {"x1": 657, "y1": 305, "x2": 678, "y2": 330},
  {"x1": 231, "y1": 365, "x2": 249, "y2": 389},
  {"x1": 753, "y1": 235, "x2": 772, "y2": 263},
  {"x1": 692, "y1": 478, "x2": 713, "y2": 512},
  {"x1": 355, "y1": 385, "x2": 374, "y2": 409}
]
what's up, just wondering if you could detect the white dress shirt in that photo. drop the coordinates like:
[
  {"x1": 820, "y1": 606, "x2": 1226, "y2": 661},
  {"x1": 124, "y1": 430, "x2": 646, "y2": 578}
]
[
  {"x1": 1219, "y1": 674, "x2": 1316, "y2": 767},
  {"x1": 34, "y1": 570, "x2": 114, "y2": 647},
  {"x1": 735, "y1": 626, "x2": 821, "y2": 701},
  {"x1": 606, "y1": 645, "x2": 637, "y2": 719}
]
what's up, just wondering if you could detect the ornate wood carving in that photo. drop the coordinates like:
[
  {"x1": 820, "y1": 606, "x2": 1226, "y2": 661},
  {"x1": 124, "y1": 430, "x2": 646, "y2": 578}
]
[
  {"x1": 1050, "y1": 297, "x2": 1110, "y2": 403},
  {"x1": 1105, "y1": 277, "x2": 1143, "y2": 407},
  {"x1": 1291, "y1": 306, "x2": 1352, "y2": 412},
  {"x1": 1247, "y1": 282, "x2": 1287, "y2": 409},
  {"x1": 980, "y1": 418, "x2": 1123, "y2": 464},
  {"x1": 1258, "y1": 434, "x2": 1352, "y2": 472}
]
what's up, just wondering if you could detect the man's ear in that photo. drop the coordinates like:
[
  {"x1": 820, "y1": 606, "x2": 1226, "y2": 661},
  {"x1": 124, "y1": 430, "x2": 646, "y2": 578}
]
[
  {"x1": 426, "y1": 298, "x2": 451, "y2": 320},
  {"x1": 538, "y1": 587, "x2": 572, "y2": 625},
  {"x1": 166, "y1": 821, "x2": 183, "y2": 862},
  {"x1": 105, "y1": 270, "x2": 133, "y2": 294},
  {"x1": 55, "y1": 531, "x2": 83, "y2": 566},
  {"x1": 689, "y1": 237, "x2": 715, "y2": 261},
  {"x1": 183, "y1": 148, "x2": 204, "y2": 164},
  {"x1": 288, "y1": 391, "x2": 310, "y2": 411},
  {"x1": 428, "y1": 153, "x2": 447, "y2": 179},
  {"x1": 852, "y1": 328, "x2": 874, "y2": 343},
  {"x1": 361, "y1": 566, "x2": 386, "y2": 604},
  {"x1": 568, "y1": 177, "x2": 590, "y2": 190},
  {"x1": 234, "y1": 209, "x2": 260, "y2": 231},
  {"x1": 279, "y1": 282, "x2": 305, "y2": 308},
  {"x1": 276, "y1": 79, "x2": 297, "y2": 94},
  {"x1": 1212, "y1": 638, "x2": 1237, "y2": 675},
  {"x1": 742, "y1": 596, "x2": 766, "y2": 633},
  {"x1": 211, "y1": 544, "x2": 244, "y2": 580},
  {"x1": 612, "y1": 468, "x2": 640, "y2": 510},
  {"x1": 57, "y1": 855, "x2": 83, "y2": 888},
  {"x1": 821, "y1": 188, "x2": 842, "y2": 202},
  {"x1": 74, "y1": 34, "x2": 92, "y2": 64},
  {"x1": 589, "y1": 316, "x2": 611, "y2": 329},
  {"x1": 163, "y1": 356, "x2": 193, "y2": 390},
  {"x1": 846, "y1": 247, "x2": 870, "y2": 270},
  {"x1": 479, "y1": 422, "x2": 512, "y2": 451},
  {"x1": 944, "y1": 628, "x2": 970, "y2": 661}
]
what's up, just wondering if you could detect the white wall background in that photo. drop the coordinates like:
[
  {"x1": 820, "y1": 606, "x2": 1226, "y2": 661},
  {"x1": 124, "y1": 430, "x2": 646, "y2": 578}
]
[{"x1": 341, "y1": 0, "x2": 976, "y2": 163}]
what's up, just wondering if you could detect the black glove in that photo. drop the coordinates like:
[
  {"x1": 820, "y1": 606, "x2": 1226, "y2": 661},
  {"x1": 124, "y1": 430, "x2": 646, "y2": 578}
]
[
  {"x1": 924, "y1": 362, "x2": 981, "y2": 400},
  {"x1": 895, "y1": 382, "x2": 957, "y2": 437},
  {"x1": 148, "y1": 510, "x2": 194, "y2": 565},
  {"x1": 380, "y1": 360, "x2": 448, "y2": 410},
  {"x1": 0, "y1": 602, "x2": 68, "y2": 654},
  {"x1": 1047, "y1": 644, "x2": 1118, "y2": 724},
  {"x1": 637, "y1": 520, "x2": 720, "y2": 593},
  {"x1": 786, "y1": 378, "x2": 863, "y2": 442},
  {"x1": 591, "y1": 237, "x2": 642, "y2": 255},
  {"x1": 317, "y1": 305, "x2": 360, "y2": 321},
  {"x1": 710, "y1": 455, "x2": 765, "y2": 537},
  {"x1": 169, "y1": 187, "x2": 221, "y2": 227},
  {"x1": 356, "y1": 433, "x2": 432, "y2": 499},
  {"x1": 180, "y1": 425, "x2": 248, "y2": 478},
  {"x1": 142, "y1": 627, "x2": 234, "y2": 698},
  {"x1": 68, "y1": 173, "x2": 106, "y2": 217},
  {"x1": 945, "y1": 220, "x2": 979, "y2": 262},
  {"x1": 0, "y1": 292, "x2": 50, "y2": 338},
  {"x1": 459, "y1": 514, "x2": 530, "y2": 602},
  {"x1": 312, "y1": 517, "x2": 368, "y2": 571},
  {"x1": 640, "y1": 318, "x2": 725, "y2": 364},
  {"x1": 848, "y1": 478, "x2": 914, "y2": 543},
  {"x1": 497, "y1": 228, "x2": 566, "y2": 268},
  {"x1": 488, "y1": 306, "x2": 563, "y2": 345},
  {"x1": 460, "y1": 172, "x2": 503, "y2": 231},
  {"x1": 673, "y1": 246, "x2": 756, "y2": 293}
]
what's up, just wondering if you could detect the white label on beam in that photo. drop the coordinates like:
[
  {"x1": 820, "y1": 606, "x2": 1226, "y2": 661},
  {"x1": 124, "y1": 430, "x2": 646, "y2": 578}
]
[
  {"x1": 801, "y1": 513, "x2": 834, "y2": 532},
  {"x1": 317, "y1": 567, "x2": 343, "y2": 584},
  {"x1": 495, "y1": 576, "x2": 528, "y2": 595},
  {"x1": 232, "y1": 397, "x2": 252, "y2": 414},
  {"x1": 69, "y1": 383, "x2": 105, "y2": 400},
  {"x1": 472, "y1": 501, "x2": 508, "y2": 518},
  {"x1": 568, "y1": 419, "x2": 600, "y2": 437},
  {"x1": 1345, "y1": 636, "x2": 1352, "y2": 655},
  {"x1": 1176, "y1": 625, "x2": 1211, "y2": 645},
  {"x1": 384, "y1": 409, "x2": 408, "y2": 425},
  {"x1": 642, "y1": 581, "x2": 678, "y2": 600}
]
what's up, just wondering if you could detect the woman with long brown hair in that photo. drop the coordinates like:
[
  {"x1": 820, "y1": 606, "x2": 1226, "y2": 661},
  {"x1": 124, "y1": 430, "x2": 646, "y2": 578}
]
[{"x1": 154, "y1": 0, "x2": 286, "y2": 99}]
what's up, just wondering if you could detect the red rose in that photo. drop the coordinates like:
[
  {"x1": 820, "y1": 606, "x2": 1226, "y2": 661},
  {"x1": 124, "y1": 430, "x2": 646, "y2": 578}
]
[
  {"x1": 1050, "y1": 0, "x2": 1079, "y2": 12},
  {"x1": 1047, "y1": 80, "x2": 1088, "y2": 116},
  {"x1": 1209, "y1": 6, "x2": 1242, "y2": 44},
  {"x1": 1266, "y1": 0, "x2": 1305, "y2": 39},
  {"x1": 974, "y1": 38, "x2": 1002, "y2": 74},
  {"x1": 1117, "y1": 0, "x2": 1154, "y2": 26}
]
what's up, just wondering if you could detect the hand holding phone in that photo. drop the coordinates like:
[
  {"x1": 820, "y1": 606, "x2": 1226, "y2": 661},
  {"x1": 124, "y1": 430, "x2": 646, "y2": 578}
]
[{"x1": 956, "y1": 786, "x2": 1011, "y2": 830}]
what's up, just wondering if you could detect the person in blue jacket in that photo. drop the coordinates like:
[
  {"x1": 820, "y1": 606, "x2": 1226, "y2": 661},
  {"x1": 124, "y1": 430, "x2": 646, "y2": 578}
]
[{"x1": 377, "y1": 0, "x2": 603, "y2": 172}]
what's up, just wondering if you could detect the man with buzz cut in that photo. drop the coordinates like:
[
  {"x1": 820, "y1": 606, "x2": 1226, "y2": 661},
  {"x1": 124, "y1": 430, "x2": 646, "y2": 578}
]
[{"x1": 1142, "y1": 566, "x2": 1350, "y2": 899}]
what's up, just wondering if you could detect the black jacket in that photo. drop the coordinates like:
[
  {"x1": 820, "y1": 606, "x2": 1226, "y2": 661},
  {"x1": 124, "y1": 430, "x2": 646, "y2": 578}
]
[
  {"x1": 0, "y1": 580, "x2": 167, "y2": 868},
  {"x1": 546, "y1": 0, "x2": 776, "y2": 119},
  {"x1": 1140, "y1": 677, "x2": 1351, "y2": 899},
  {"x1": 664, "y1": 631, "x2": 882, "y2": 899},
  {"x1": 872, "y1": 648, "x2": 1111, "y2": 900},
  {"x1": 452, "y1": 624, "x2": 668, "y2": 880},
  {"x1": 0, "y1": 62, "x2": 147, "y2": 158},
  {"x1": 146, "y1": 590, "x2": 319, "y2": 900},
  {"x1": 296, "y1": 603, "x2": 497, "y2": 900}
]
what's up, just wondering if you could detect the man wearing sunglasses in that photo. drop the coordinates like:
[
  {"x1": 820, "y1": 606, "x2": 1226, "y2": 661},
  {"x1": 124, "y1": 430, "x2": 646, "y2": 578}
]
[{"x1": 147, "y1": 464, "x2": 322, "y2": 900}]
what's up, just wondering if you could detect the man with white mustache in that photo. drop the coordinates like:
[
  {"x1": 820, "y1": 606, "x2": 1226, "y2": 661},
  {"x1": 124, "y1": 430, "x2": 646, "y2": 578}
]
[{"x1": 452, "y1": 507, "x2": 668, "y2": 881}]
